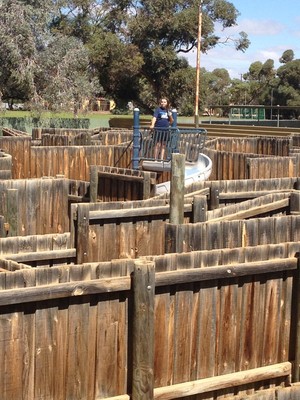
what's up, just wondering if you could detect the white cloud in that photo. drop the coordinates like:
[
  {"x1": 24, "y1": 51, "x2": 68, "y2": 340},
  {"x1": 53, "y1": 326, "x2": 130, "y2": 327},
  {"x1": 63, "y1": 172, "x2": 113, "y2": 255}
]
[
  {"x1": 184, "y1": 13, "x2": 300, "y2": 79},
  {"x1": 237, "y1": 18, "x2": 285, "y2": 36}
]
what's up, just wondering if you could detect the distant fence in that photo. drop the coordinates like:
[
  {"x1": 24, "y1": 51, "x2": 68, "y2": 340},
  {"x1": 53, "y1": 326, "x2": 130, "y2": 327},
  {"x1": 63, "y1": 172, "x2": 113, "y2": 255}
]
[
  {"x1": 205, "y1": 137, "x2": 296, "y2": 180},
  {"x1": 0, "y1": 151, "x2": 12, "y2": 179},
  {"x1": 2, "y1": 131, "x2": 300, "y2": 181},
  {"x1": 0, "y1": 232, "x2": 75, "y2": 267},
  {"x1": 30, "y1": 145, "x2": 132, "y2": 180},
  {"x1": 0, "y1": 136, "x2": 132, "y2": 180},
  {"x1": 97, "y1": 130, "x2": 133, "y2": 145},
  {"x1": 0, "y1": 116, "x2": 90, "y2": 132},
  {"x1": 165, "y1": 214, "x2": 300, "y2": 253},
  {"x1": 90, "y1": 165, "x2": 157, "y2": 202},
  {"x1": 0, "y1": 177, "x2": 88, "y2": 237},
  {"x1": 1, "y1": 174, "x2": 299, "y2": 240},
  {"x1": 0, "y1": 136, "x2": 31, "y2": 179},
  {"x1": 72, "y1": 197, "x2": 196, "y2": 263}
]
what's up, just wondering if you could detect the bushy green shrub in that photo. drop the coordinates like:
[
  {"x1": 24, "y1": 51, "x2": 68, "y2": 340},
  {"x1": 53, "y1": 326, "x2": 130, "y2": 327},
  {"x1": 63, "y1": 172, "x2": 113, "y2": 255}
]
[
  {"x1": 32, "y1": 117, "x2": 90, "y2": 129},
  {"x1": 0, "y1": 117, "x2": 90, "y2": 132}
]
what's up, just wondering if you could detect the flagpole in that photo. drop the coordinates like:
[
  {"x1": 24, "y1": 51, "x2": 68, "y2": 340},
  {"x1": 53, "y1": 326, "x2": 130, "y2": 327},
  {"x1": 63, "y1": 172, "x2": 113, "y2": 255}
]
[{"x1": 194, "y1": 0, "x2": 202, "y2": 128}]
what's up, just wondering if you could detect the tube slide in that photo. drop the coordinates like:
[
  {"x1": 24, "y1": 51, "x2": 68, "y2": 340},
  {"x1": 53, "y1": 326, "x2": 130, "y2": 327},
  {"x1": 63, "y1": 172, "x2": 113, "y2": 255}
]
[{"x1": 154, "y1": 153, "x2": 212, "y2": 194}]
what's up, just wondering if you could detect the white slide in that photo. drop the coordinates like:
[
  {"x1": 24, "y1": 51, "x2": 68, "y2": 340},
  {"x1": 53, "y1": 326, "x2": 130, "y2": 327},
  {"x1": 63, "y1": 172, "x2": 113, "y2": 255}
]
[{"x1": 142, "y1": 153, "x2": 212, "y2": 195}]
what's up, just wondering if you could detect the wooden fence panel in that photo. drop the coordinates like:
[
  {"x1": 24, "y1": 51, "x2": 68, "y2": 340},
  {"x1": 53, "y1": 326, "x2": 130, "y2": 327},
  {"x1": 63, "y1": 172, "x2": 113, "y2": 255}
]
[
  {"x1": 90, "y1": 165, "x2": 157, "y2": 202},
  {"x1": 204, "y1": 136, "x2": 292, "y2": 181},
  {"x1": 30, "y1": 145, "x2": 132, "y2": 180},
  {"x1": 0, "y1": 263, "x2": 131, "y2": 400},
  {"x1": 208, "y1": 137, "x2": 291, "y2": 156},
  {"x1": 99, "y1": 131, "x2": 132, "y2": 145},
  {"x1": 0, "y1": 136, "x2": 31, "y2": 179},
  {"x1": 74, "y1": 199, "x2": 195, "y2": 263},
  {"x1": 206, "y1": 192, "x2": 291, "y2": 221},
  {"x1": 113, "y1": 144, "x2": 132, "y2": 169},
  {"x1": 0, "y1": 232, "x2": 73, "y2": 267},
  {"x1": 0, "y1": 178, "x2": 72, "y2": 237},
  {"x1": 40, "y1": 131, "x2": 92, "y2": 146},
  {"x1": 204, "y1": 149, "x2": 257, "y2": 180},
  {"x1": 0, "y1": 245, "x2": 298, "y2": 399},
  {"x1": 0, "y1": 151, "x2": 12, "y2": 179},
  {"x1": 1, "y1": 131, "x2": 297, "y2": 182},
  {"x1": 165, "y1": 215, "x2": 300, "y2": 253},
  {"x1": 248, "y1": 157, "x2": 297, "y2": 179},
  {"x1": 181, "y1": 177, "x2": 299, "y2": 210}
]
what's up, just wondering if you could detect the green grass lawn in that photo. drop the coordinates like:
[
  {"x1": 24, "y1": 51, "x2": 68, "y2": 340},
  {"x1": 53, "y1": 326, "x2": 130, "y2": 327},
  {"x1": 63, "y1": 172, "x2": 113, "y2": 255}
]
[{"x1": 0, "y1": 110, "x2": 197, "y2": 131}]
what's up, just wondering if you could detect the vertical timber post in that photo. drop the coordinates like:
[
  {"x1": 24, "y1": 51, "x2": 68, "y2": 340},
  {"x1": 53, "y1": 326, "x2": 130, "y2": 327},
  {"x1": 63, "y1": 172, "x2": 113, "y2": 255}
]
[
  {"x1": 76, "y1": 203, "x2": 90, "y2": 264},
  {"x1": 90, "y1": 165, "x2": 98, "y2": 203},
  {"x1": 293, "y1": 256, "x2": 300, "y2": 382},
  {"x1": 132, "y1": 108, "x2": 140, "y2": 170},
  {"x1": 194, "y1": 1, "x2": 202, "y2": 128},
  {"x1": 170, "y1": 153, "x2": 185, "y2": 225},
  {"x1": 142, "y1": 171, "x2": 151, "y2": 200},
  {"x1": 192, "y1": 195, "x2": 207, "y2": 222},
  {"x1": 171, "y1": 109, "x2": 177, "y2": 128},
  {"x1": 209, "y1": 182, "x2": 220, "y2": 210},
  {"x1": 132, "y1": 259, "x2": 155, "y2": 400},
  {"x1": 6, "y1": 189, "x2": 18, "y2": 236},
  {"x1": 290, "y1": 192, "x2": 300, "y2": 214}
]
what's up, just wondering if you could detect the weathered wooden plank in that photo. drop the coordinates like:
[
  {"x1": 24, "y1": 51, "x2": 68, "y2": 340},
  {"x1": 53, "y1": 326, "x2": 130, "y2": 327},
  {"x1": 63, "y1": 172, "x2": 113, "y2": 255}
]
[
  {"x1": 53, "y1": 178, "x2": 69, "y2": 234},
  {"x1": 278, "y1": 271, "x2": 293, "y2": 363},
  {"x1": 218, "y1": 189, "x2": 294, "y2": 200},
  {"x1": 5, "y1": 248, "x2": 76, "y2": 262},
  {"x1": 169, "y1": 154, "x2": 185, "y2": 225},
  {"x1": 94, "y1": 282, "x2": 126, "y2": 398},
  {"x1": 34, "y1": 268, "x2": 61, "y2": 399},
  {"x1": 2, "y1": 272, "x2": 24, "y2": 399},
  {"x1": 153, "y1": 362, "x2": 291, "y2": 399},
  {"x1": 132, "y1": 260, "x2": 155, "y2": 400},
  {"x1": 208, "y1": 198, "x2": 289, "y2": 222},
  {"x1": 217, "y1": 279, "x2": 237, "y2": 380},
  {"x1": 154, "y1": 284, "x2": 174, "y2": 387},
  {"x1": 262, "y1": 274, "x2": 282, "y2": 366},
  {"x1": 64, "y1": 265, "x2": 89, "y2": 400},
  {"x1": 293, "y1": 263, "x2": 300, "y2": 382},
  {"x1": 6, "y1": 188, "x2": 18, "y2": 236},
  {"x1": 89, "y1": 204, "x2": 193, "y2": 220},
  {"x1": 76, "y1": 203, "x2": 90, "y2": 264},
  {"x1": 98, "y1": 170, "x2": 146, "y2": 182},
  {"x1": 0, "y1": 258, "x2": 296, "y2": 306}
]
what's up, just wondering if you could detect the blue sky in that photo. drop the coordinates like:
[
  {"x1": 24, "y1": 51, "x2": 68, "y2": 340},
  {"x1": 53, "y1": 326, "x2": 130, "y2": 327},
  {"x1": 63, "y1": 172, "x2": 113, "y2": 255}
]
[{"x1": 187, "y1": 0, "x2": 300, "y2": 78}]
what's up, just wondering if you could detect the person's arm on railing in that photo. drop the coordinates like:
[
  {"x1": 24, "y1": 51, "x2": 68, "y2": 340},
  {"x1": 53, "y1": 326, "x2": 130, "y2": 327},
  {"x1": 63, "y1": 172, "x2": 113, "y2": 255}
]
[
  {"x1": 150, "y1": 116, "x2": 156, "y2": 129},
  {"x1": 168, "y1": 111, "x2": 174, "y2": 126}
]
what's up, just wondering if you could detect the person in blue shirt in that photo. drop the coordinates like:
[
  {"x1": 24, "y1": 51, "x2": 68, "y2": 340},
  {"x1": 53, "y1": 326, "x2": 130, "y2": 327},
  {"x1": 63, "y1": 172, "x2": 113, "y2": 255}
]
[{"x1": 150, "y1": 98, "x2": 173, "y2": 159}]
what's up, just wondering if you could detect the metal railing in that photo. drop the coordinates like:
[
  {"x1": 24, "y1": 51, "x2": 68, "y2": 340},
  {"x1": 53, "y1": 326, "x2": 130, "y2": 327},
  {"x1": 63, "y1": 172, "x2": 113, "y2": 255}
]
[{"x1": 139, "y1": 127, "x2": 207, "y2": 163}]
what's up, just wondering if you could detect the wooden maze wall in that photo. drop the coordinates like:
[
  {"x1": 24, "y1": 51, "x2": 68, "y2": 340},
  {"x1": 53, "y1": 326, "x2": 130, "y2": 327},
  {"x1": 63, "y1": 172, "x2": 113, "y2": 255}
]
[
  {"x1": 0, "y1": 177, "x2": 89, "y2": 237},
  {"x1": 1, "y1": 131, "x2": 300, "y2": 182},
  {"x1": 205, "y1": 136, "x2": 300, "y2": 180},
  {"x1": 0, "y1": 135, "x2": 132, "y2": 180},
  {"x1": 0, "y1": 244, "x2": 299, "y2": 399},
  {"x1": 1, "y1": 129, "x2": 300, "y2": 399}
]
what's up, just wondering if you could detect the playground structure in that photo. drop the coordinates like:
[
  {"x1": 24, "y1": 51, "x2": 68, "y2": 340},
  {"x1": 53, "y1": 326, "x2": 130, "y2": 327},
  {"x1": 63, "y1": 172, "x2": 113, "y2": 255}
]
[{"x1": 134, "y1": 109, "x2": 213, "y2": 193}]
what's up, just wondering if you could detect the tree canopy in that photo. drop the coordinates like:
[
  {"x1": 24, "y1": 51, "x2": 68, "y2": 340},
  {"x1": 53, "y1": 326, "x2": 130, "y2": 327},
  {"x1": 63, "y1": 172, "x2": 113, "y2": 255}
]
[
  {"x1": 0, "y1": 0, "x2": 99, "y2": 111},
  {"x1": 0, "y1": 0, "x2": 250, "y2": 112},
  {"x1": 1, "y1": 1, "x2": 299, "y2": 118}
]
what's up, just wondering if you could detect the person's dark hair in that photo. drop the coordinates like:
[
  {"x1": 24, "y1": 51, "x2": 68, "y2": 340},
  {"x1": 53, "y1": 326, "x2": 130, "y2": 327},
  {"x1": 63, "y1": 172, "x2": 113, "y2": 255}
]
[{"x1": 159, "y1": 97, "x2": 170, "y2": 108}]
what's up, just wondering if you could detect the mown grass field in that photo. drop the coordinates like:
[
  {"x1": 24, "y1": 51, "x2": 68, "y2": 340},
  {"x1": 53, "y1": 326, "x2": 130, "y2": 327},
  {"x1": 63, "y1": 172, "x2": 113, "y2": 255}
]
[{"x1": 0, "y1": 110, "x2": 196, "y2": 131}]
